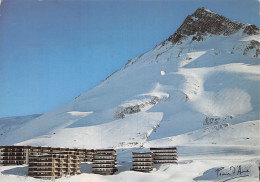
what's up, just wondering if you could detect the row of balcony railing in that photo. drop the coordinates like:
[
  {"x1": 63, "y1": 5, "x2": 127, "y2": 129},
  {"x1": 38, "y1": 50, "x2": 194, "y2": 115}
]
[{"x1": 1, "y1": 146, "x2": 178, "y2": 177}]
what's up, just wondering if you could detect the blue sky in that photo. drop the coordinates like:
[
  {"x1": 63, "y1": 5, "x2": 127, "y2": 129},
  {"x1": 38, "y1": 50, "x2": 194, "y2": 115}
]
[{"x1": 0, "y1": 0, "x2": 259, "y2": 117}]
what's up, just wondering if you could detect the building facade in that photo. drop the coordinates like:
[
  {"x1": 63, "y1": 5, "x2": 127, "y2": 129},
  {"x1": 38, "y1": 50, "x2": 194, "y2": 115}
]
[
  {"x1": 84, "y1": 149, "x2": 96, "y2": 162},
  {"x1": 150, "y1": 147, "x2": 178, "y2": 164},
  {"x1": 0, "y1": 146, "x2": 31, "y2": 165},
  {"x1": 132, "y1": 152, "x2": 153, "y2": 172},
  {"x1": 92, "y1": 149, "x2": 117, "y2": 175},
  {"x1": 28, "y1": 152, "x2": 81, "y2": 180}
]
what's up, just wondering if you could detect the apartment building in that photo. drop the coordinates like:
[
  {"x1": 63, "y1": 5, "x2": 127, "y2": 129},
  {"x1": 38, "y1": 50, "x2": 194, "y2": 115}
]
[
  {"x1": 0, "y1": 146, "x2": 31, "y2": 165},
  {"x1": 28, "y1": 151, "x2": 81, "y2": 180},
  {"x1": 92, "y1": 149, "x2": 117, "y2": 175},
  {"x1": 150, "y1": 147, "x2": 178, "y2": 164},
  {"x1": 132, "y1": 152, "x2": 153, "y2": 172}
]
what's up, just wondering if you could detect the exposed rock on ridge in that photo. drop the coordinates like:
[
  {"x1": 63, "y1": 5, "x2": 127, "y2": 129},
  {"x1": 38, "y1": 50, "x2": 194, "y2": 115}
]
[
  {"x1": 243, "y1": 24, "x2": 260, "y2": 35},
  {"x1": 166, "y1": 7, "x2": 253, "y2": 44},
  {"x1": 243, "y1": 40, "x2": 260, "y2": 58}
]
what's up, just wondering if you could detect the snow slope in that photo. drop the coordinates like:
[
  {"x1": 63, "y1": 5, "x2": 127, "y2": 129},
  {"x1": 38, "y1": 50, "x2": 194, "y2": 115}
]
[
  {"x1": 1, "y1": 120, "x2": 260, "y2": 181},
  {"x1": 0, "y1": 7, "x2": 259, "y2": 182},
  {"x1": 0, "y1": 114, "x2": 41, "y2": 143},
  {"x1": 7, "y1": 25, "x2": 259, "y2": 148}
]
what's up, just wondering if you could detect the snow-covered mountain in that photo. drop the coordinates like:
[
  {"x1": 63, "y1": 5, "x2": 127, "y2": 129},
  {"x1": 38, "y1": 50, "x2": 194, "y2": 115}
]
[
  {"x1": 2, "y1": 7, "x2": 258, "y2": 148},
  {"x1": 0, "y1": 7, "x2": 259, "y2": 182},
  {"x1": 0, "y1": 114, "x2": 41, "y2": 139}
]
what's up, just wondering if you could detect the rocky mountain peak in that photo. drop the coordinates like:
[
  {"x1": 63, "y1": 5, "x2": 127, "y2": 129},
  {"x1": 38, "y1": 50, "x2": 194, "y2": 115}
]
[
  {"x1": 166, "y1": 7, "x2": 257, "y2": 44},
  {"x1": 243, "y1": 24, "x2": 260, "y2": 35}
]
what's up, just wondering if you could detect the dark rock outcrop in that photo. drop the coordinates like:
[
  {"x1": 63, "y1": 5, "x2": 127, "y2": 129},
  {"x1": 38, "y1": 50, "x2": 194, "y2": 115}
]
[
  {"x1": 114, "y1": 96, "x2": 161, "y2": 119},
  {"x1": 167, "y1": 7, "x2": 244, "y2": 44},
  {"x1": 243, "y1": 40, "x2": 260, "y2": 58},
  {"x1": 243, "y1": 25, "x2": 260, "y2": 35}
]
